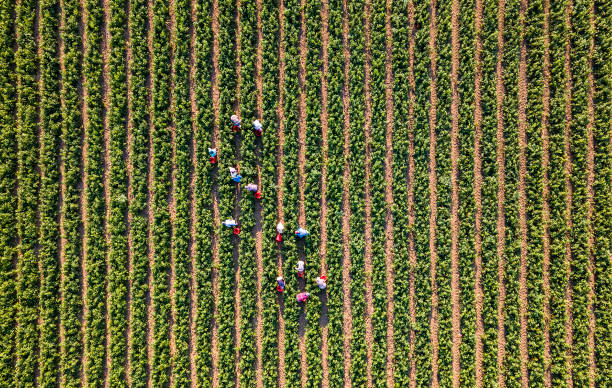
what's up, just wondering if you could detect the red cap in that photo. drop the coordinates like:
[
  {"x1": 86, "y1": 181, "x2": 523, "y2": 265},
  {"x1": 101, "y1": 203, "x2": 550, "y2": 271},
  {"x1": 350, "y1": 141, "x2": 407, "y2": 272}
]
[
  {"x1": 209, "y1": 156, "x2": 217, "y2": 164},
  {"x1": 233, "y1": 125, "x2": 240, "y2": 132},
  {"x1": 275, "y1": 233, "x2": 282, "y2": 242},
  {"x1": 254, "y1": 191, "x2": 262, "y2": 199},
  {"x1": 233, "y1": 227, "x2": 241, "y2": 235}
]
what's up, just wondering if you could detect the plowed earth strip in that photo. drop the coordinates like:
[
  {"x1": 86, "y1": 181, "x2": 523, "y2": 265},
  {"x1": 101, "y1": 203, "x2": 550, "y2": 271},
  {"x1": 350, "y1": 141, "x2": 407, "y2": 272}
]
[
  {"x1": 188, "y1": 0, "x2": 199, "y2": 384},
  {"x1": 494, "y1": 0, "x2": 506, "y2": 385},
  {"x1": 540, "y1": 0, "x2": 551, "y2": 386},
  {"x1": 340, "y1": 0, "x2": 353, "y2": 383},
  {"x1": 450, "y1": 0, "x2": 461, "y2": 385},
  {"x1": 427, "y1": 0, "x2": 439, "y2": 384},
  {"x1": 472, "y1": 0, "x2": 484, "y2": 385},
  {"x1": 383, "y1": 0, "x2": 395, "y2": 385},
  {"x1": 517, "y1": 0, "x2": 529, "y2": 386},
  {"x1": 125, "y1": 0, "x2": 134, "y2": 381},
  {"x1": 363, "y1": 1, "x2": 374, "y2": 386}
]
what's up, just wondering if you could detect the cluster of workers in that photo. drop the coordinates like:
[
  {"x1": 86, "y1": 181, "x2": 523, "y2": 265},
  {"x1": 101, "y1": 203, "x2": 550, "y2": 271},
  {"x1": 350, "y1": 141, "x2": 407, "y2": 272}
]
[{"x1": 215, "y1": 115, "x2": 327, "y2": 304}]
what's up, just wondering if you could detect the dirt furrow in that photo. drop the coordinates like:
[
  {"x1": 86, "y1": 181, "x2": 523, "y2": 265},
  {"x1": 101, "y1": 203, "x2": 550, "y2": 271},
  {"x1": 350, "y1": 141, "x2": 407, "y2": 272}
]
[
  {"x1": 427, "y1": 0, "x2": 439, "y2": 385},
  {"x1": 562, "y1": 2, "x2": 574, "y2": 385},
  {"x1": 540, "y1": 0, "x2": 551, "y2": 385},
  {"x1": 210, "y1": 0, "x2": 221, "y2": 383},
  {"x1": 275, "y1": 0, "x2": 287, "y2": 384},
  {"x1": 406, "y1": 2, "x2": 417, "y2": 386},
  {"x1": 34, "y1": 2, "x2": 42, "y2": 382},
  {"x1": 57, "y1": 0, "x2": 66, "y2": 383},
  {"x1": 146, "y1": 0, "x2": 155, "y2": 384},
  {"x1": 297, "y1": 0, "x2": 307, "y2": 384},
  {"x1": 125, "y1": 0, "x2": 134, "y2": 380},
  {"x1": 363, "y1": 0, "x2": 374, "y2": 385},
  {"x1": 586, "y1": 3, "x2": 596, "y2": 386},
  {"x1": 340, "y1": 0, "x2": 353, "y2": 382},
  {"x1": 188, "y1": 0, "x2": 199, "y2": 384},
  {"x1": 494, "y1": 0, "x2": 506, "y2": 385},
  {"x1": 382, "y1": 0, "x2": 395, "y2": 384},
  {"x1": 168, "y1": 0, "x2": 177, "y2": 385},
  {"x1": 101, "y1": 0, "x2": 113, "y2": 384},
  {"x1": 472, "y1": 0, "x2": 484, "y2": 385},
  {"x1": 449, "y1": 0, "x2": 461, "y2": 385},
  {"x1": 319, "y1": 0, "x2": 330, "y2": 386},
  {"x1": 78, "y1": 0, "x2": 89, "y2": 384},
  {"x1": 517, "y1": 0, "x2": 529, "y2": 386},
  {"x1": 254, "y1": 0, "x2": 264, "y2": 385}
]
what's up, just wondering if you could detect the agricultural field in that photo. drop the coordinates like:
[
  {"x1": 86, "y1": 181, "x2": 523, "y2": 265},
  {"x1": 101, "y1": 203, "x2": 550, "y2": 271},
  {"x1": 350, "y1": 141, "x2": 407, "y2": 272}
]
[{"x1": 1, "y1": 0, "x2": 611, "y2": 385}]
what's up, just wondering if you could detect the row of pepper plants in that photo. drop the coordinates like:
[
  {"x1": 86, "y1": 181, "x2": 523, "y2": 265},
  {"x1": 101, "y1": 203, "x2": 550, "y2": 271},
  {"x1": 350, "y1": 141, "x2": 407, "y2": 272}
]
[
  {"x1": 0, "y1": 0, "x2": 16, "y2": 382},
  {"x1": 127, "y1": 0, "x2": 152, "y2": 381},
  {"x1": 592, "y1": 0, "x2": 612, "y2": 384},
  {"x1": 347, "y1": 0, "x2": 367, "y2": 383}
]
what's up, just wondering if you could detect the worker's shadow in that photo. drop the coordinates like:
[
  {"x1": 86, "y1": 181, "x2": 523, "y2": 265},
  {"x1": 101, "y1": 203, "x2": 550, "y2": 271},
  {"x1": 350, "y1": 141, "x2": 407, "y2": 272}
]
[{"x1": 319, "y1": 289, "x2": 329, "y2": 328}]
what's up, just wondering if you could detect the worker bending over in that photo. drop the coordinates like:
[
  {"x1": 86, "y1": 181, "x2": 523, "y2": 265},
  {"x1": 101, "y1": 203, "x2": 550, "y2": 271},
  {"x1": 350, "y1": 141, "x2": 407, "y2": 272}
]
[
  {"x1": 315, "y1": 275, "x2": 327, "y2": 290},
  {"x1": 229, "y1": 167, "x2": 242, "y2": 183},
  {"x1": 231, "y1": 115, "x2": 241, "y2": 132},
  {"x1": 253, "y1": 120, "x2": 263, "y2": 137},
  {"x1": 296, "y1": 260, "x2": 305, "y2": 278}
]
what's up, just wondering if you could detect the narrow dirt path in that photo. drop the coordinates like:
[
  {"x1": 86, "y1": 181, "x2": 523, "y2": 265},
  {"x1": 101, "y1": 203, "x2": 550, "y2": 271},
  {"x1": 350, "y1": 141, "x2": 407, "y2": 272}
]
[
  {"x1": 363, "y1": 1, "x2": 374, "y2": 385},
  {"x1": 101, "y1": 0, "x2": 113, "y2": 384},
  {"x1": 275, "y1": 1, "x2": 287, "y2": 384},
  {"x1": 57, "y1": 0, "x2": 67, "y2": 383},
  {"x1": 319, "y1": 0, "x2": 330, "y2": 386},
  {"x1": 494, "y1": 0, "x2": 507, "y2": 385},
  {"x1": 472, "y1": 0, "x2": 484, "y2": 385},
  {"x1": 383, "y1": 0, "x2": 395, "y2": 385},
  {"x1": 427, "y1": 0, "x2": 440, "y2": 385},
  {"x1": 340, "y1": 0, "x2": 353, "y2": 382},
  {"x1": 210, "y1": 0, "x2": 221, "y2": 383},
  {"x1": 146, "y1": 0, "x2": 156, "y2": 384},
  {"x1": 35, "y1": 3, "x2": 43, "y2": 382},
  {"x1": 406, "y1": 2, "x2": 417, "y2": 387},
  {"x1": 540, "y1": 0, "x2": 551, "y2": 386},
  {"x1": 562, "y1": 2, "x2": 574, "y2": 385},
  {"x1": 297, "y1": 0, "x2": 308, "y2": 385},
  {"x1": 449, "y1": 0, "x2": 461, "y2": 385},
  {"x1": 125, "y1": 0, "x2": 135, "y2": 380},
  {"x1": 78, "y1": 0, "x2": 89, "y2": 384},
  {"x1": 586, "y1": 4, "x2": 596, "y2": 386},
  {"x1": 517, "y1": 0, "x2": 530, "y2": 385},
  {"x1": 188, "y1": 0, "x2": 199, "y2": 384},
  {"x1": 168, "y1": 0, "x2": 178, "y2": 385},
  {"x1": 254, "y1": 0, "x2": 264, "y2": 385}
]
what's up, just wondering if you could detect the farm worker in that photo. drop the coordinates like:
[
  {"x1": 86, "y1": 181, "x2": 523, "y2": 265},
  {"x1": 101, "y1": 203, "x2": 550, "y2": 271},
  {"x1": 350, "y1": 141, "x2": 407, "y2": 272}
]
[
  {"x1": 295, "y1": 227, "x2": 309, "y2": 239},
  {"x1": 315, "y1": 275, "x2": 327, "y2": 290},
  {"x1": 275, "y1": 222, "x2": 284, "y2": 242},
  {"x1": 252, "y1": 120, "x2": 263, "y2": 137},
  {"x1": 208, "y1": 148, "x2": 217, "y2": 164},
  {"x1": 276, "y1": 276, "x2": 285, "y2": 292},
  {"x1": 296, "y1": 260, "x2": 305, "y2": 278},
  {"x1": 296, "y1": 292, "x2": 310, "y2": 303},
  {"x1": 245, "y1": 183, "x2": 262, "y2": 199},
  {"x1": 229, "y1": 167, "x2": 242, "y2": 183},
  {"x1": 231, "y1": 114, "x2": 241, "y2": 132}
]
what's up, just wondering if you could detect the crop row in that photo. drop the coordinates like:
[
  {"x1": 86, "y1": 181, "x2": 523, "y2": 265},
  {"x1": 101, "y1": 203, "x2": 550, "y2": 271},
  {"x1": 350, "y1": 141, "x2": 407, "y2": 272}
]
[{"x1": 0, "y1": 0, "x2": 16, "y2": 383}]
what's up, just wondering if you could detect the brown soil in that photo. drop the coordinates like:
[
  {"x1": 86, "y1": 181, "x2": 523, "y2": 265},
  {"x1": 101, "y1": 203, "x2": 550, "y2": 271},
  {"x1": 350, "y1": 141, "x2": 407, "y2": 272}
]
[
  {"x1": 297, "y1": 0, "x2": 308, "y2": 384},
  {"x1": 586, "y1": 4, "x2": 596, "y2": 386},
  {"x1": 210, "y1": 0, "x2": 221, "y2": 383},
  {"x1": 517, "y1": 1, "x2": 529, "y2": 386},
  {"x1": 254, "y1": 0, "x2": 264, "y2": 386},
  {"x1": 363, "y1": 1, "x2": 374, "y2": 386},
  {"x1": 168, "y1": 0, "x2": 178, "y2": 384},
  {"x1": 78, "y1": 0, "x2": 89, "y2": 383},
  {"x1": 562, "y1": 2, "x2": 574, "y2": 385},
  {"x1": 101, "y1": 0, "x2": 112, "y2": 384},
  {"x1": 540, "y1": 0, "x2": 551, "y2": 386},
  {"x1": 472, "y1": 0, "x2": 484, "y2": 386},
  {"x1": 383, "y1": 0, "x2": 395, "y2": 385},
  {"x1": 35, "y1": 2, "x2": 43, "y2": 383},
  {"x1": 125, "y1": 0, "x2": 135, "y2": 380},
  {"x1": 57, "y1": 0, "x2": 67, "y2": 384},
  {"x1": 319, "y1": 0, "x2": 330, "y2": 386},
  {"x1": 494, "y1": 0, "x2": 507, "y2": 385},
  {"x1": 449, "y1": 0, "x2": 461, "y2": 385},
  {"x1": 406, "y1": 2, "x2": 417, "y2": 386},
  {"x1": 340, "y1": 0, "x2": 353, "y2": 382},
  {"x1": 146, "y1": 0, "x2": 155, "y2": 384},
  {"x1": 188, "y1": 0, "x2": 199, "y2": 384},
  {"x1": 275, "y1": 0, "x2": 287, "y2": 385},
  {"x1": 427, "y1": 0, "x2": 439, "y2": 385}
]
